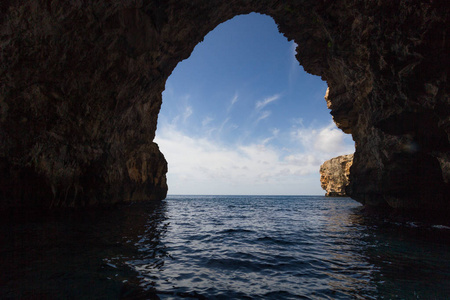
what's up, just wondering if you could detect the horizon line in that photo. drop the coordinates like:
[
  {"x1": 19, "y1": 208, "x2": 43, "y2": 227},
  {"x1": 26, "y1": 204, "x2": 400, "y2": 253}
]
[{"x1": 165, "y1": 194, "x2": 328, "y2": 197}]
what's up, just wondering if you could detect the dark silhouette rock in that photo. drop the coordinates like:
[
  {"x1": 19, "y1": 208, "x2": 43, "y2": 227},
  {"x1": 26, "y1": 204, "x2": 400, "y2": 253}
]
[{"x1": 0, "y1": 1, "x2": 448, "y2": 214}]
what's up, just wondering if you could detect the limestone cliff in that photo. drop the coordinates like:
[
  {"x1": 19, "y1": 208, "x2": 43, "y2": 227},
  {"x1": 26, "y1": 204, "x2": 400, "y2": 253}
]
[
  {"x1": 320, "y1": 154, "x2": 353, "y2": 197},
  {"x1": 0, "y1": 1, "x2": 449, "y2": 214}
]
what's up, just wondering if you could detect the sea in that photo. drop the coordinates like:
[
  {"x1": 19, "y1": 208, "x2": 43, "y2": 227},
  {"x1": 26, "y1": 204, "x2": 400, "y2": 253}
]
[{"x1": 1, "y1": 195, "x2": 450, "y2": 299}]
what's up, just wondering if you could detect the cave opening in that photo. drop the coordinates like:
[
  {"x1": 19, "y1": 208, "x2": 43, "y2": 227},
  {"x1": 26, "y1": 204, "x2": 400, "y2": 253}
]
[{"x1": 155, "y1": 13, "x2": 355, "y2": 196}]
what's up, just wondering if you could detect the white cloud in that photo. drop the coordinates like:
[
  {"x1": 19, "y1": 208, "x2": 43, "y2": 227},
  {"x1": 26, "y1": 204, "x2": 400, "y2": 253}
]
[
  {"x1": 314, "y1": 125, "x2": 350, "y2": 153},
  {"x1": 255, "y1": 94, "x2": 280, "y2": 110},
  {"x1": 155, "y1": 121, "x2": 354, "y2": 195},
  {"x1": 285, "y1": 154, "x2": 323, "y2": 168},
  {"x1": 290, "y1": 122, "x2": 354, "y2": 155},
  {"x1": 289, "y1": 42, "x2": 299, "y2": 86}
]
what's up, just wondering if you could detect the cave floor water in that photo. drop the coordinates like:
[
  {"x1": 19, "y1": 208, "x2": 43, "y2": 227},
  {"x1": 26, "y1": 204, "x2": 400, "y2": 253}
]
[{"x1": 1, "y1": 196, "x2": 450, "y2": 299}]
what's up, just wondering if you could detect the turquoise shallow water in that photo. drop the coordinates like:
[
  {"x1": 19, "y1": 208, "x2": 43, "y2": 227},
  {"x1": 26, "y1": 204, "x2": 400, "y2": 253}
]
[{"x1": 1, "y1": 195, "x2": 450, "y2": 299}]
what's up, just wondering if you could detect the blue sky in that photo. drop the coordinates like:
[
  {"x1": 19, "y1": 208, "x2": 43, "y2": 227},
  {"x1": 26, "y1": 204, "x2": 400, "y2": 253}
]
[{"x1": 155, "y1": 13, "x2": 354, "y2": 195}]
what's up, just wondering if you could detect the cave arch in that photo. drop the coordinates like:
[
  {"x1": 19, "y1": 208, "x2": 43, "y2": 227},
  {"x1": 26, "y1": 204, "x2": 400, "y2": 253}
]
[{"x1": 0, "y1": 1, "x2": 449, "y2": 213}]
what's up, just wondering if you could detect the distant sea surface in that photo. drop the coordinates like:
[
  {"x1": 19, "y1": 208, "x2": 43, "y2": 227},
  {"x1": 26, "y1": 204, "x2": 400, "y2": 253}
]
[{"x1": 1, "y1": 195, "x2": 450, "y2": 299}]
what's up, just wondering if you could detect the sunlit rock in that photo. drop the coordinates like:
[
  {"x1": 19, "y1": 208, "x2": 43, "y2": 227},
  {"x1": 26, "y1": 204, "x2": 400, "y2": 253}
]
[{"x1": 320, "y1": 154, "x2": 353, "y2": 197}]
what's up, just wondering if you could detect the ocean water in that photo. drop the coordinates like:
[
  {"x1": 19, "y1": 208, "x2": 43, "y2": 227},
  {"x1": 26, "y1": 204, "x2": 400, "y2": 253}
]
[{"x1": 1, "y1": 195, "x2": 450, "y2": 299}]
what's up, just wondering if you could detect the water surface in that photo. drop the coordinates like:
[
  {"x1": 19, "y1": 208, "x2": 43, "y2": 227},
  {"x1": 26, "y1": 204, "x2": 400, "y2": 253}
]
[{"x1": 1, "y1": 196, "x2": 449, "y2": 299}]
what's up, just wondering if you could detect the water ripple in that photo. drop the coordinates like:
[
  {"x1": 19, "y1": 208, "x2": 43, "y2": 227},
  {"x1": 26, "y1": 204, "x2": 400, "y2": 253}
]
[{"x1": 2, "y1": 196, "x2": 450, "y2": 299}]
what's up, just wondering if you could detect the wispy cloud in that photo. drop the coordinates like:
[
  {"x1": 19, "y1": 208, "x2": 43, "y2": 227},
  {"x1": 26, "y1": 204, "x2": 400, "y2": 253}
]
[
  {"x1": 291, "y1": 118, "x2": 304, "y2": 126},
  {"x1": 202, "y1": 116, "x2": 213, "y2": 127},
  {"x1": 255, "y1": 94, "x2": 280, "y2": 110},
  {"x1": 230, "y1": 93, "x2": 239, "y2": 106},
  {"x1": 218, "y1": 117, "x2": 230, "y2": 134},
  {"x1": 261, "y1": 128, "x2": 280, "y2": 145},
  {"x1": 182, "y1": 106, "x2": 193, "y2": 123},
  {"x1": 227, "y1": 93, "x2": 239, "y2": 113},
  {"x1": 256, "y1": 110, "x2": 271, "y2": 123}
]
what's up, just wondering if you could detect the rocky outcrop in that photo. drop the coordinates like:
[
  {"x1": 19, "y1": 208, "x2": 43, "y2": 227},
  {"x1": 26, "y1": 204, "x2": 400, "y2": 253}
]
[
  {"x1": 0, "y1": 1, "x2": 449, "y2": 214},
  {"x1": 320, "y1": 154, "x2": 353, "y2": 197}
]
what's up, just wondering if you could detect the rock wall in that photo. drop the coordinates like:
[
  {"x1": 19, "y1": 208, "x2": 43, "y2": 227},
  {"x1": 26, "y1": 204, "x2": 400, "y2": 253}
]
[
  {"x1": 320, "y1": 154, "x2": 353, "y2": 197},
  {"x1": 0, "y1": 1, "x2": 449, "y2": 213}
]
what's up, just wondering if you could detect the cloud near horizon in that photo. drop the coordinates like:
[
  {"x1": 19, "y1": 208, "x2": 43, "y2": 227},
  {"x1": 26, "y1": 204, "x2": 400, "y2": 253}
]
[
  {"x1": 290, "y1": 122, "x2": 353, "y2": 154},
  {"x1": 154, "y1": 120, "x2": 354, "y2": 195}
]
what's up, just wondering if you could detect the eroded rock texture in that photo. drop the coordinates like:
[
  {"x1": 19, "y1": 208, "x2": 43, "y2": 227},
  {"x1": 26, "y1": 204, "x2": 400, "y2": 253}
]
[
  {"x1": 320, "y1": 154, "x2": 353, "y2": 197},
  {"x1": 0, "y1": 1, "x2": 449, "y2": 213}
]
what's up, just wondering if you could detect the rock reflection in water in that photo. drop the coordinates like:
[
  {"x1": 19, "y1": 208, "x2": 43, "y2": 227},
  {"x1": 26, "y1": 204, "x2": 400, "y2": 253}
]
[
  {"x1": 349, "y1": 213, "x2": 450, "y2": 299},
  {"x1": 0, "y1": 202, "x2": 168, "y2": 299}
]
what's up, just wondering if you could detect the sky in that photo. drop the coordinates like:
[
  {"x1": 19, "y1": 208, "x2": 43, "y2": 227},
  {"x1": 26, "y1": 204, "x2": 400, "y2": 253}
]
[{"x1": 154, "y1": 13, "x2": 355, "y2": 195}]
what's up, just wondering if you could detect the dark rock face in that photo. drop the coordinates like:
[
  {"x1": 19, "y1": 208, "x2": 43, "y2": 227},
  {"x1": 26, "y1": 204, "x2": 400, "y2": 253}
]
[
  {"x1": 320, "y1": 154, "x2": 353, "y2": 197},
  {"x1": 0, "y1": 1, "x2": 449, "y2": 213}
]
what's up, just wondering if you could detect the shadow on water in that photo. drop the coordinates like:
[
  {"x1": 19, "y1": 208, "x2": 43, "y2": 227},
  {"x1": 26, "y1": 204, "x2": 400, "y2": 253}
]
[
  {"x1": 1, "y1": 197, "x2": 450, "y2": 299},
  {"x1": 0, "y1": 202, "x2": 169, "y2": 299},
  {"x1": 345, "y1": 206, "x2": 450, "y2": 299}
]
